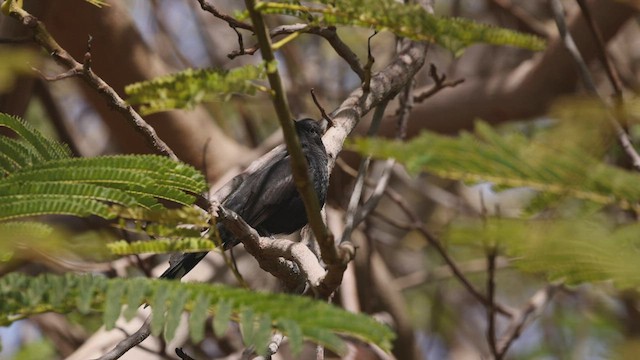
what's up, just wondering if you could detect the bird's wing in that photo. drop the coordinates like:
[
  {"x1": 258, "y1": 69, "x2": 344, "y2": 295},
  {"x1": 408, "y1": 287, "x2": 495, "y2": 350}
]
[{"x1": 223, "y1": 154, "x2": 297, "y2": 229}]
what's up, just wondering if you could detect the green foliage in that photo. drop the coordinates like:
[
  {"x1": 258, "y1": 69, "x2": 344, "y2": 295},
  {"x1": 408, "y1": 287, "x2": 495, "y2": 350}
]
[
  {"x1": 349, "y1": 119, "x2": 640, "y2": 210},
  {"x1": 0, "y1": 47, "x2": 40, "y2": 94},
  {"x1": 446, "y1": 218, "x2": 640, "y2": 288},
  {"x1": 256, "y1": 0, "x2": 546, "y2": 55},
  {"x1": 0, "y1": 113, "x2": 207, "y2": 221},
  {"x1": 0, "y1": 273, "x2": 395, "y2": 356},
  {"x1": 107, "y1": 238, "x2": 217, "y2": 255},
  {"x1": 125, "y1": 64, "x2": 267, "y2": 115},
  {"x1": 12, "y1": 338, "x2": 56, "y2": 360},
  {"x1": 107, "y1": 204, "x2": 214, "y2": 255}
]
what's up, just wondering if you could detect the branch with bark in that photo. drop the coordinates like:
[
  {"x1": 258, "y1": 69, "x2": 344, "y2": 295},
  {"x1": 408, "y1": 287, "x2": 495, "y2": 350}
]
[{"x1": 7, "y1": 3, "x2": 178, "y2": 161}]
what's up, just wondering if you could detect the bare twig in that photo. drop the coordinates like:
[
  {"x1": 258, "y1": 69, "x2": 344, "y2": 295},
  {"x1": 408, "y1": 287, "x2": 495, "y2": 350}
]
[
  {"x1": 496, "y1": 283, "x2": 561, "y2": 357},
  {"x1": 9, "y1": 6, "x2": 178, "y2": 161},
  {"x1": 486, "y1": 249, "x2": 499, "y2": 359},
  {"x1": 413, "y1": 64, "x2": 465, "y2": 103},
  {"x1": 195, "y1": 0, "x2": 252, "y2": 30},
  {"x1": 362, "y1": 31, "x2": 377, "y2": 93},
  {"x1": 310, "y1": 88, "x2": 332, "y2": 125}
]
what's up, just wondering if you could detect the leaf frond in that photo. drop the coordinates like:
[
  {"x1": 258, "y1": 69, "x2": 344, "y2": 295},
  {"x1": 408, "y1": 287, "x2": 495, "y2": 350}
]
[
  {"x1": 0, "y1": 273, "x2": 395, "y2": 355},
  {"x1": 446, "y1": 218, "x2": 640, "y2": 288},
  {"x1": 348, "y1": 119, "x2": 640, "y2": 210},
  {"x1": 107, "y1": 238, "x2": 217, "y2": 255},
  {"x1": 0, "y1": 113, "x2": 71, "y2": 163},
  {"x1": 125, "y1": 64, "x2": 267, "y2": 115},
  {"x1": 257, "y1": 0, "x2": 546, "y2": 54}
]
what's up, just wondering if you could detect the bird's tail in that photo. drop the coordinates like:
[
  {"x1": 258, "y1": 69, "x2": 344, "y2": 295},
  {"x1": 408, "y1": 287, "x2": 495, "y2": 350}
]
[
  {"x1": 159, "y1": 225, "x2": 236, "y2": 280},
  {"x1": 159, "y1": 252, "x2": 208, "y2": 279}
]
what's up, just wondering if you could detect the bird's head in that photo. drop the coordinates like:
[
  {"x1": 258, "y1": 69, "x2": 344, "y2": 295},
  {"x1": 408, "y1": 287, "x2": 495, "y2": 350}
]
[{"x1": 294, "y1": 117, "x2": 332, "y2": 136}]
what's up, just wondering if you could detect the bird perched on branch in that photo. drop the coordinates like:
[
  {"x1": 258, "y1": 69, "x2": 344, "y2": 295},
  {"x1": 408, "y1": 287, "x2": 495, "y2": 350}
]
[{"x1": 160, "y1": 118, "x2": 330, "y2": 280}]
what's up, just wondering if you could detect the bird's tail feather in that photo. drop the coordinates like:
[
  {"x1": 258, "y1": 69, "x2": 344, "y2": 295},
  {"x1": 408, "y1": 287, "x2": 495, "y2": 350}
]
[
  {"x1": 159, "y1": 224, "x2": 236, "y2": 280},
  {"x1": 159, "y1": 252, "x2": 208, "y2": 279}
]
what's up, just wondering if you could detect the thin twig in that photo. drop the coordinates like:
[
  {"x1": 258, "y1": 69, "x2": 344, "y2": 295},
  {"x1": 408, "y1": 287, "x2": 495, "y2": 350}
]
[
  {"x1": 413, "y1": 64, "x2": 465, "y2": 103},
  {"x1": 310, "y1": 88, "x2": 332, "y2": 125},
  {"x1": 362, "y1": 31, "x2": 377, "y2": 93},
  {"x1": 496, "y1": 283, "x2": 561, "y2": 358},
  {"x1": 486, "y1": 248, "x2": 499, "y2": 359},
  {"x1": 195, "y1": 0, "x2": 253, "y2": 30}
]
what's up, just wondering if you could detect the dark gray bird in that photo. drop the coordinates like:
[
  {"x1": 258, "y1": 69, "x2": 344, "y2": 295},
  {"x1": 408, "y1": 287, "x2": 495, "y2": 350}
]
[{"x1": 160, "y1": 118, "x2": 329, "y2": 279}]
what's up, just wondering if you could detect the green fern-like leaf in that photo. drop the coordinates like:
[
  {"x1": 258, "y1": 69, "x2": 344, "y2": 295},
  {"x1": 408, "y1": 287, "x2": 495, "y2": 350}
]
[
  {"x1": 256, "y1": 0, "x2": 545, "y2": 55},
  {"x1": 125, "y1": 64, "x2": 267, "y2": 115},
  {"x1": 349, "y1": 120, "x2": 640, "y2": 210},
  {"x1": 109, "y1": 205, "x2": 210, "y2": 227},
  {"x1": 0, "y1": 273, "x2": 395, "y2": 355},
  {"x1": 446, "y1": 218, "x2": 640, "y2": 288},
  {"x1": 0, "y1": 221, "x2": 55, "y2": 255},
  {"x1": 107, "y1": 238, "x2": 217, "y2": 255},
  {"x1": 0, "y1": 113, "x2": 71, "y2": 162},
  {"x1": 0, "y1": 113, "x2": 207, "y2": 222}
]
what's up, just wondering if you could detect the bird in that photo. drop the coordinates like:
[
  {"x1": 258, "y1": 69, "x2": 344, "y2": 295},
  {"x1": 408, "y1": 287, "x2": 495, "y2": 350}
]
[{"x1": 160, "y1": 118, "x2": 329, "y2": 280}]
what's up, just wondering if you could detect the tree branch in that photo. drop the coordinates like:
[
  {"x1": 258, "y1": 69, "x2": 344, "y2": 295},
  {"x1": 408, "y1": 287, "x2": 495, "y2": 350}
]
[{"x1": 8, "y1": 5, "x2": 179, "y2": 161}]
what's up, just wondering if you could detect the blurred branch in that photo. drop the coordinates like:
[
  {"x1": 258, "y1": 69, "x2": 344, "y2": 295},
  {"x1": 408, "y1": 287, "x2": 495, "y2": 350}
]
[
  {"x1": 371, "y1": 184, "x2": 515, "y2": 318},
  {"x1": 8, "y1": 5, "x2": 179, "y2": 161},
  {"x1": 488, "y1": 0, "x2": 550, "y2": 38},
  {"x1": 346, "y1": 73, "x2": 417, "y2": 235},
  {"x1": 575, "y1": 0, "x2": 624, "y2": 96},
  {"x1": 551, "y1": 0, "x2": 640, "y2": 171},
  {"x1": 496, "y1": 283, "x2": 562, "y2": 358},
  {"x1": 486, "y1": 249, "x2": 499, "y2": 358},
  {"x1": 95, "y1": 318, "x2": 152, "y2": 360},
  {"x1": 340, "y1": 102, "x2": 388, "y2": 245},
  {"x1": 394, "y1": 257, "x2": 510, "y2": 290},
  {"x1": 388, "y1": 0, "x2": 636, "y2": 136}
]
